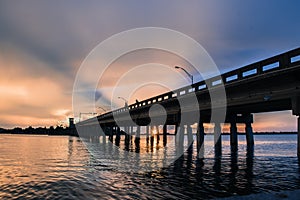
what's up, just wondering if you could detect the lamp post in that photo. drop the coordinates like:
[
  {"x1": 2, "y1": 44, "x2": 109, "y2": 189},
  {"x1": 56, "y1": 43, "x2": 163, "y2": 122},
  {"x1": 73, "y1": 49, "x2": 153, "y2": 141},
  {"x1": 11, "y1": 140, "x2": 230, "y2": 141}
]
[
  {"x1": 175, "y1": 66, "x2": 193, "y2": 84},
  {"x1": 118, "y1": 96, "x2": 128, "y2": 108}
]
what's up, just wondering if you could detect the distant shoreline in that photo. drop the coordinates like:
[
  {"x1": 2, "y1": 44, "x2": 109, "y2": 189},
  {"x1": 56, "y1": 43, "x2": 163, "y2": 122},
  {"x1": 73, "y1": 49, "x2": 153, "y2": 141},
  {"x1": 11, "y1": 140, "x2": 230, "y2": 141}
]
[{"x1": 0, "y1": 131, "x2": 297, "y2": 137}]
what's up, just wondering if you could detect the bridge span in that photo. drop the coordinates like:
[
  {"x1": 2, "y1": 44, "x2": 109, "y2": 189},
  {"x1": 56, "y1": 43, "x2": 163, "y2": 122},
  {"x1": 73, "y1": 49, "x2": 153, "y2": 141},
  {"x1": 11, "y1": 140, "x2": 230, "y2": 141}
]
[{"x1": 77, "y1": 47, "x2": 300, "y2": 158}]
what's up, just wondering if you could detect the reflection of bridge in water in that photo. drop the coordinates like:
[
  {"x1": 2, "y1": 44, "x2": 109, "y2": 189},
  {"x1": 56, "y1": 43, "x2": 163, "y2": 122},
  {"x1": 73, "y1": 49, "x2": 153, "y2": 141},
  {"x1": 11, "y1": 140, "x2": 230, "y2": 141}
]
[{"x1": 77, "y1": 47, "x2": 300, "y2": 158}]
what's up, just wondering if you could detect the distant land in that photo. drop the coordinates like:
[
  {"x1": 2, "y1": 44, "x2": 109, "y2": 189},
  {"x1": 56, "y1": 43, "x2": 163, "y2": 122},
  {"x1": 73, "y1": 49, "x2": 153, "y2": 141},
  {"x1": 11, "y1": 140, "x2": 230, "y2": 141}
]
[
  {"x1": 0, "y1": 126, "x2": 296, "y2": 136},
  {"x1": 0, "y1": 126, "x2": 78, "y2": 136}
]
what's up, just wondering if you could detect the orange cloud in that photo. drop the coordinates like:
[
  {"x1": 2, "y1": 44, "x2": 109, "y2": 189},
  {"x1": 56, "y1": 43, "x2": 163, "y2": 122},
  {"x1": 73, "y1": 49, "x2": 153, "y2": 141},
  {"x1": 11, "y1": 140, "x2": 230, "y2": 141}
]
[{"x1": 0, "y1": 44, "x2": 73, "y2": 128}]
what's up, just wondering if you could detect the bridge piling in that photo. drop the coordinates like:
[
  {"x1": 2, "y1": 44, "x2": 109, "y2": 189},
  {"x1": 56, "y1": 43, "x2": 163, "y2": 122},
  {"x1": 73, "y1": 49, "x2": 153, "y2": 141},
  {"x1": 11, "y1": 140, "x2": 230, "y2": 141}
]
[
  {"x1": 197, "y1": 122, "x2": 205, "y2": 158},
  {"x1": 135, "y1": 126, "x2": 140, "y2": 150},
  {"x1": 292, "y1": 96, "x2": 300, "y2": 158},
  {"x1": 214, "y1": 123, "x2": 222, "y2": 157},
  {"x1": 150, "y1": 126, "x2": 154, "y2": 147},
  {"x1": 230, "y1": 120, "x2": 238, "y2": 153},
  {"x1": 103, "y1": 132, "x2": 107, "y2": 143},
  {"x1": 187, "y1": 125, "x2": 193, "y2": 150},
  {"x1": 135, "y1": 126, "x2": 140, "y2": 143},
  {"x1": 146, "y1": 126, "x2": 150, "y2": 144},
  {"x1": 124, "y1": 126, "x2": 130, "y2": 148},
  {"x1": 130, "y1": 126, "x2": 133, "y2": 145},
  {"x1": 115, "y1": 126, "x2": 120, "y2": 146},
  {"x1": 245, "y1": 114, "x2": 254, "y2": 152},
  {"x1": 108, "y1": 126, "x2": 113, "y2": 142},
  {"x1": 176, "y1": 125, "x2": 184, "y2": 154},
  {"x1": 163, "y1": 125, "x2": 167, "y2": 147}
]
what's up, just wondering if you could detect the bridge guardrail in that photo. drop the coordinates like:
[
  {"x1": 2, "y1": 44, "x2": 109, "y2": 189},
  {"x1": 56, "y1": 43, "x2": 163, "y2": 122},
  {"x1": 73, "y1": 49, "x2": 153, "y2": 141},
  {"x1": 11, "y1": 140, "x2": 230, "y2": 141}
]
[{"x1": 94, "y1": 47, "x2": 300, "y2": 121}]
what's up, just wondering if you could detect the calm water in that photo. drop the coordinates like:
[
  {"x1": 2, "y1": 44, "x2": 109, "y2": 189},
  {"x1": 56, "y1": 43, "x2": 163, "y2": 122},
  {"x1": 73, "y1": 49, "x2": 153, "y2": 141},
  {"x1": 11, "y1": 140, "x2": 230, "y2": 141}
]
[{"x1": 0, "y1": 134, "x2": 299, "y2": 199}]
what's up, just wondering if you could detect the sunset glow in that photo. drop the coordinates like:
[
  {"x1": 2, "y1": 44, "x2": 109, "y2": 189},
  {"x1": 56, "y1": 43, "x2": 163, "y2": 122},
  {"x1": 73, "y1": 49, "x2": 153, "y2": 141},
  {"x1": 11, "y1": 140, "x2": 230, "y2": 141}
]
[{"x1": 0, "y1": 1, "x2": 299, "y2": 132}]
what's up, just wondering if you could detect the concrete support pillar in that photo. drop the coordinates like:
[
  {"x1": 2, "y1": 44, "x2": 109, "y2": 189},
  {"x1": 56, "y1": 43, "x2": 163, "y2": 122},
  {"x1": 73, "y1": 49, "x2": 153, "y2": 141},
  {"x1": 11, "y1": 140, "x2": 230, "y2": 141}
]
[
  {"x1": 108, "y1": 126, "x2": 113, "y2": 142},
  {"x1": 135, "y1": 126, "x2": 140, "y2": 147},
  {"x1": 102, "y1": 127, "x2": 107, "y2": 144},
  {"x1": 230, "y1": 121, "x2": 238, "y2": 153},
  {"x1": 292, "y1": 96, "x2": 300, "y2": 158},
  {"x1": 176, "y1": 125, "x2": 184, "y2": 154},
  {"x1": 163, "y1": 124, "x2": 167, "y2": 147},
  {"x1": 115, "y1": 126, "x2": 120, "y2": 146},
  {"x1": 125, "y1": 126, "x2": 130, "y2": 149},
  {"x1": 292, "y1": 96, "x2": 300, "y2": 116},
  {"x1": 146, "y1": 126, "x2": 150, "y2": 144},
  {"x1": 187, "y1": 124, "x2": 193, "y2": 149},
  {"x1": 245, "y1": 114, "x2": 254, "y2": 152},
  {"x1": 214, "y1": 123, "x2": 222, "y2": 157},
  {"x1": 197, "y1": 122, "x2": 205, "y2": 158},
  {"x1": 150, "y1": 126, "x2": 154, "y2": 147},
  {"x1": 174, "y1": 124, "x2": 178, "y2": 145},
  {"x1": 129, "y1": 126, "x2": 133, "y2": 145},
  {"x1": 175, "y1": 124, "x2": 179, "y2": 135}
]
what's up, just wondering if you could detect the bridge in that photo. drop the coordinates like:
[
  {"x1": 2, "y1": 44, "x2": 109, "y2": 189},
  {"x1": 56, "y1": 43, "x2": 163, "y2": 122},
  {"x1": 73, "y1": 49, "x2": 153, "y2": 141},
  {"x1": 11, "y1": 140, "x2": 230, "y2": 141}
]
[{"x1": 77, "y1": 47, "x2": 300, "y2": 158}]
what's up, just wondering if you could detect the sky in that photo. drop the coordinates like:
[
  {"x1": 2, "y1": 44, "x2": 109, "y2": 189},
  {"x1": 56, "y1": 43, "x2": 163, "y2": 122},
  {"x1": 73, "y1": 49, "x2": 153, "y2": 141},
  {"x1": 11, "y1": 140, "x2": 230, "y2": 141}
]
[{"x1": 0, "y1": 0, "x2": 300, "y2": 131}]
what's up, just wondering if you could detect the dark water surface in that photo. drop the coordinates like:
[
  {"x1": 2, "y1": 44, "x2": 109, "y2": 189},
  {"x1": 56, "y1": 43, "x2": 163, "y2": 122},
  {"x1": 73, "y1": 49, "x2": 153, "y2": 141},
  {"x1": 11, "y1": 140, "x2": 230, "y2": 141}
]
[{"x1": 0, "y1": 134, "x2": 299, "y2": 199}]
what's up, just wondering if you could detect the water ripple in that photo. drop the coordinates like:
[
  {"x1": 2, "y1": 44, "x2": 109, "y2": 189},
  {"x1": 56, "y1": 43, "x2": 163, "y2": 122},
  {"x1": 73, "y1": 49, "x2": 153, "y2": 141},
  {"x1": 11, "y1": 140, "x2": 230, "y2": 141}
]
[{"x1": 0, "y1": 134, "x2": 300, "y2": 199}]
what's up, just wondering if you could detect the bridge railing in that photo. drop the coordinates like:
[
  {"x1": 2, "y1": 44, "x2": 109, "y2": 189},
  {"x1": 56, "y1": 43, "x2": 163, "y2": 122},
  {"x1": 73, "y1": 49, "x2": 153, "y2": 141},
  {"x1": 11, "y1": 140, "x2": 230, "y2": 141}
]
[{"x1": 96, "y1": 47, "x2": 300, "y2": 120}]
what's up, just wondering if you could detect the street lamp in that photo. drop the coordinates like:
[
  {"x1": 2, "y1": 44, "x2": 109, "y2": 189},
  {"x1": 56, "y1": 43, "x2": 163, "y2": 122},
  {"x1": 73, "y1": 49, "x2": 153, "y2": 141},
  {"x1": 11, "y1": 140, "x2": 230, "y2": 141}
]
[
  {"x1": 175, "y1": 66, "x2": 193, "y2": 84},
  {"x1": 118, "y1": 96, "x2": 128, "y2": 108}
]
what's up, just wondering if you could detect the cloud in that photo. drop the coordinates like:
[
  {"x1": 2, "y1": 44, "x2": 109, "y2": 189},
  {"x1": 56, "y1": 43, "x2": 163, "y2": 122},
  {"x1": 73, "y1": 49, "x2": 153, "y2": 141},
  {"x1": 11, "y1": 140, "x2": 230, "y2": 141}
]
[
  {"x1": 0, "y1": 0, "x2": 299, "y2": 129},
  {"x1": 0, "y1": 44, "x2": 72, "y2": 128}
]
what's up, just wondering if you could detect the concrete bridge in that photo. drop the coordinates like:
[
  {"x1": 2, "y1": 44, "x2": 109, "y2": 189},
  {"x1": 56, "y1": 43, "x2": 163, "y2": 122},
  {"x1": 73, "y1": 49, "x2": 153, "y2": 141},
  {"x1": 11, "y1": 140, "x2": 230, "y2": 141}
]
[{"x1": 77, "y1": 47, "x2": 300, "y2": 158}]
